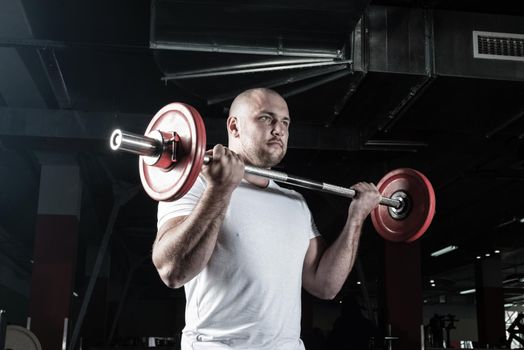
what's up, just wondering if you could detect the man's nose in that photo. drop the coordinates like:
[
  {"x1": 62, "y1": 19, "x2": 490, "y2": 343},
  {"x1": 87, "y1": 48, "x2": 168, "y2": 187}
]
[{"x1": 272, "y1": 121, "x2": 285, "y2": 136}]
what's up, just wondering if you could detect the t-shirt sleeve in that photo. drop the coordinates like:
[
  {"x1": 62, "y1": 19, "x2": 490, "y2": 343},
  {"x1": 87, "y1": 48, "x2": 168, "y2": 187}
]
[
  {"x1": 157, "y1": 176, "x2": 207, "y2": 230},
  {"x1": 307, "y1": 208, "x2": 321, "y2": 240},
  {"x1": 309, "y1": 211, "x2": 321, "y2": 240},
  {"x1": 295, "y1": 190, "x2": 321, "y2": 240}
]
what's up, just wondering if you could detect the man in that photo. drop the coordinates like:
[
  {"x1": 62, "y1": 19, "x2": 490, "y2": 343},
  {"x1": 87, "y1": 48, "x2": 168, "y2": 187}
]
[{"x1": 153, "y1": 88, "x2": 380, "y2": 349}]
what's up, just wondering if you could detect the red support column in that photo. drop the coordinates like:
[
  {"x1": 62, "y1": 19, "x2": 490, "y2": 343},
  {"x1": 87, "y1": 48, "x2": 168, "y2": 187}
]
[
  {"x1": 29, "y1": 161, "x2": 81, "y2": 350},
  {"x1": 384, "y1": 240, "x2": 422, "y2": 350}
]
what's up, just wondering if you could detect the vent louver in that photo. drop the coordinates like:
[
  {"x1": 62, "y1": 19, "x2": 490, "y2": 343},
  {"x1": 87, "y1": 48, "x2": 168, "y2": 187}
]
[{"x1": 473, "y1": 31, "x2": 524, "y2": 62}]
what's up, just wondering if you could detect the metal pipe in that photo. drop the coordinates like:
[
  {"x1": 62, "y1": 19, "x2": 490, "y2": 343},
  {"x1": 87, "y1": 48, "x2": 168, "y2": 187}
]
[
  {"x1": 0, "y1": 310, "x2": 6, "y2": 350},
  {"x1": 365, "y1": 140, "x2": 428, "y2": 148},
  {"x1": 207, "y1": 64, "x2": 349, "y2": 105},
  {"x1": 281, "y1": 69, "x2": 352, "y2": 99},
  {"x1": 421, "y1": 324, "x2": 425, "y2": 350},
  {"x1": 62, "y1": 318, "x2": 68, "y2": 350},
  {"x1": 110, "y1": 131, "x2": 402, "y2": 209},
  {"x1": 162, "y1": 60, "x2": 352, "y2": 81},
  {"x1": 162, "y1": 58, "x2": 334, "y2": 80},
  {"x1": 485, "y1": 109, "x2": 524, "y2": 138},
  {"x1": 150, "y1": 40, "x2": 341, "y2": 58}
]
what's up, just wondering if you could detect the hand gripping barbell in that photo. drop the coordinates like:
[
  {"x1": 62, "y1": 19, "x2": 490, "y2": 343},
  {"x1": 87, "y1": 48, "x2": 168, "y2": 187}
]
[{"x1": 109, "y1": 103, "x2": 436, "y2": 242}]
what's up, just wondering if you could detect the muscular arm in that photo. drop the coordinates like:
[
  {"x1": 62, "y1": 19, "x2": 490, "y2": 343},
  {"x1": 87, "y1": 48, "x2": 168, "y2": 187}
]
[
  {"x1": 152, "y1": 145, "x2": 244, "y2": 289},
  {"x1": 302, "y1": 182, "x2": 380, "y2": 300},
  {"x1": 152, "y1": 186, "x2": 233, "y2": 289}
]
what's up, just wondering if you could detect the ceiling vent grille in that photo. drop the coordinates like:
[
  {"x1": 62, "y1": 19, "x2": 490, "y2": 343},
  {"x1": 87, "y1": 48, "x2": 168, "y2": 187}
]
[{"x1": 473, "y1": 31, "x2": 524, "y2": 62}]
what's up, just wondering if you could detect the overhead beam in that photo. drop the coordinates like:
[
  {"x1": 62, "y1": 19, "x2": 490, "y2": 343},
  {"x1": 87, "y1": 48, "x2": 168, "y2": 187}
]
[
  {"x1": 162, "y1": 59, "x2": 351, "y2": 81},
  {"x1": 0, "y1": 37, "x2": 149, "y2": 52}
]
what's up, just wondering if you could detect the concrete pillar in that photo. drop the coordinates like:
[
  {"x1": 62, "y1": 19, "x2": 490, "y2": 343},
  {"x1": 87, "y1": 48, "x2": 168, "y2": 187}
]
[
  {"x1": 475, "y1": 254, "x2": 505, "y2": 347},
  {"x1": 29, "y1": 155, "x2": 81, "y2": 350},
  {"x1": 384, "y1": 241, "x2": 423, "y2": 350}
]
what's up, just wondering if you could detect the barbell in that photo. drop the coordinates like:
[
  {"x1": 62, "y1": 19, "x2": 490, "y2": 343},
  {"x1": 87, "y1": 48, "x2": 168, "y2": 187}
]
[{"x1": 109, "y1": 103, "x2": 436, "y2": 242}]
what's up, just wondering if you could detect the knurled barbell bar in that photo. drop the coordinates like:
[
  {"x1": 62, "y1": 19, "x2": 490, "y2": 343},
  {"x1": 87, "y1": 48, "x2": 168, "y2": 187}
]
[{"x1": 109, "y1": 103, "x2": 436, "y2": 242}]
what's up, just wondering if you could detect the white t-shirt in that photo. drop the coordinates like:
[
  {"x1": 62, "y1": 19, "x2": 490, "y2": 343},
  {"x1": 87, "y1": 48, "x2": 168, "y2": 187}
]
[{"x1": 158, "y1": 176, "x2": 320, "y2": 350}]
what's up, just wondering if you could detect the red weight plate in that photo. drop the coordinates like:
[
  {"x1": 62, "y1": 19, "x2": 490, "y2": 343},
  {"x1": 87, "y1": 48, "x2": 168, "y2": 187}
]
[
  {"x1": 371, "y1": 168, "x2": 436, "y2": 242},
  {"x1": 139, "y1": 103, "x2": 206, "y2": 201}
]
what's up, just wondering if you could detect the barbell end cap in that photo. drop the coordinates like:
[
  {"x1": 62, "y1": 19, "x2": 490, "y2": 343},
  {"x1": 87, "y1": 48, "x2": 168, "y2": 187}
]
[
  {"x1": 110, "y1": 129, "x2": 123, "y2": 151},
  {"x1": 203, "y1": 155, "x2": 212, "y2": 165}
]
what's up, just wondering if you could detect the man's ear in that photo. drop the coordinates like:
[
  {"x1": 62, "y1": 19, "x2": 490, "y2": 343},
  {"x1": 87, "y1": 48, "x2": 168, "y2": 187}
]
[{"x1": 227, "y1": 116, "x2": 240, "y2": 137}]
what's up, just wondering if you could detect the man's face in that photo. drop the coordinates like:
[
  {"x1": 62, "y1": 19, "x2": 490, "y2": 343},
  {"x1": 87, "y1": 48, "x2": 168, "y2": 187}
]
[{"x1": 234, "y1": 92, "x2": 290, "y2": 168}]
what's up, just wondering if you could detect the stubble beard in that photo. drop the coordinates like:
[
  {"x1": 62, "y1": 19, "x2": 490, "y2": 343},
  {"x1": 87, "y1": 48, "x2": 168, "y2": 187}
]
[{"x1": 248, "y1": 146, "x2": 286, "y2": 168}]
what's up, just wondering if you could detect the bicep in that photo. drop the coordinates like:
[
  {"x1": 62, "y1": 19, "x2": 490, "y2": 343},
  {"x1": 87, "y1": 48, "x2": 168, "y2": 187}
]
[{"x1": 302, "y1": 236, "x2": 327, "y2": 290}]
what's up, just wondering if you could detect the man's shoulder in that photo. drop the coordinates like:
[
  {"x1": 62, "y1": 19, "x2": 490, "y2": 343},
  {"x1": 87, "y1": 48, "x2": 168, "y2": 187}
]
[{"x1": 270, "y1": 181, "x2": 306, "y2": 202}]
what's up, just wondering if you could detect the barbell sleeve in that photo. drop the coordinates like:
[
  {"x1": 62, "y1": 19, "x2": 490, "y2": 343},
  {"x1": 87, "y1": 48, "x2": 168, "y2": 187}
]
[
  {"x1": 110, "y1": 129, "x2": 402, "y2": 209},
  {"x1": 110, "y1": 129, "x2": 160, "y2": 157}
]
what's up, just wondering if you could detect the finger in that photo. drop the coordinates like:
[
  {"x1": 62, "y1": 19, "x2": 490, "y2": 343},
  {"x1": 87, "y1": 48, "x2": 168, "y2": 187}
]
[
  {"x1": 350, "y1": 185, "x2": 361, "y2": 198},
  {"x1": 354, "y1": 182, "x2": 375, "y2": 191},
  {"x1": 350, "y1": 183, "x2": 377, "y2": 199},
  {"x1": 350, "y1": 182, "x2": 366, "y2": 191},
  {"x1": 231, "y1": 150, "x2": 243, "y2": 162},
  {"x1": 213, "y1": 144, "x2": 226, "y2": 159}
]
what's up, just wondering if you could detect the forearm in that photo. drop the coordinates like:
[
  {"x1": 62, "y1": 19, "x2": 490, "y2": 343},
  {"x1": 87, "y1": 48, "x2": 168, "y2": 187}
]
[
  {"x1": 313, "y1": 216, "x2": 364, "y2": 298},
  {"x1": 153, "y1": 186, "x2": 232, "y2": 288}
]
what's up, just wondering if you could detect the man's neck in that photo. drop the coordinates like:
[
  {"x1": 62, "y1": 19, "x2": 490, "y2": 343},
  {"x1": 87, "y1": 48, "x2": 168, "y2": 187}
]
[
  {"x1": 244, "y1": 172, "x2": 270, "y2": 188},
  {"x1": 227, "y1": 145, "x2": 271, "y2": 188}
]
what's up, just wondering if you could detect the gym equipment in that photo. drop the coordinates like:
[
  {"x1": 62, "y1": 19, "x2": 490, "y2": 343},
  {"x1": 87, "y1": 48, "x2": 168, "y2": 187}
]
[
  {"x1": 507, "y1": 313, "x2": 524, "y2": 348},
  {"x1": 5, "y1": 325, "x2": 42, "y2": 350},
  {"x1": 110, "y1": 103, "x2": 436, "y2": 242},
  {"x1": 371, "y1": 168, "x2": 435, "y2": 242}
]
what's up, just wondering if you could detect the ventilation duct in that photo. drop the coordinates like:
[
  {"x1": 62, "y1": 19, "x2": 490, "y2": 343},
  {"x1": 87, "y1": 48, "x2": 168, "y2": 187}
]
[{"x1": 361, "y1": 7, "x2": 524, "y2": 81}]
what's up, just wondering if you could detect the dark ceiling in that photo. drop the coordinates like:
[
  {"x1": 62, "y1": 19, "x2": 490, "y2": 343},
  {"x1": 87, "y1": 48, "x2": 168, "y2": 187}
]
[{"x1": 1, "y1": 0, "x2": 524, "y2": 339}]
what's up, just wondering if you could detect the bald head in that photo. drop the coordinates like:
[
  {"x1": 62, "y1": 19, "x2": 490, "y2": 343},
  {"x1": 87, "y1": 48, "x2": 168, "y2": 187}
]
[
  {"x1": 226, "y1": 88, "x2": 290, "y2": 168},
  {"x1": 229, "y1": 88, "x2": 284, "y2": 122}
]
